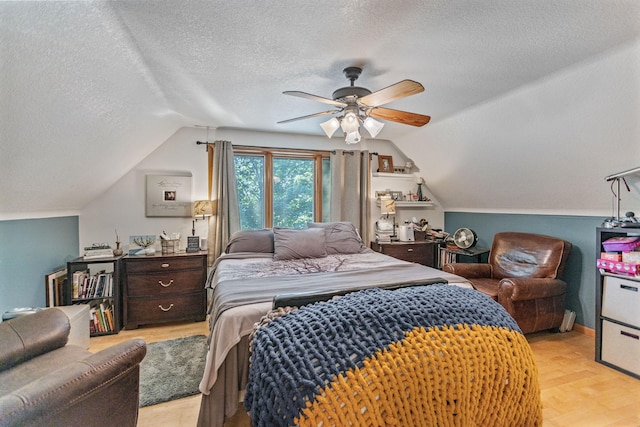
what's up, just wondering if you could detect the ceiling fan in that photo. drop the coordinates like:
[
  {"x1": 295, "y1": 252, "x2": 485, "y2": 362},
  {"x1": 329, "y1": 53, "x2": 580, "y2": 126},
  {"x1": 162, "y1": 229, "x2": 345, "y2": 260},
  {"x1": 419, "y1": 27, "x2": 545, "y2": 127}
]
[{"x1": 278, "y1": 67, "x2": 431, "y2": 144}]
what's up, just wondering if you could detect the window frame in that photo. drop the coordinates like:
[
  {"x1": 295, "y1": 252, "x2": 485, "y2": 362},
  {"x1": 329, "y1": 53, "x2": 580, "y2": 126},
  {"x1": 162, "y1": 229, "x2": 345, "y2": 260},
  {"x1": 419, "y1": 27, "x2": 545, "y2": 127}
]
[{"x1": 233, "y1": 147, "x2": 329, "y2": 228}]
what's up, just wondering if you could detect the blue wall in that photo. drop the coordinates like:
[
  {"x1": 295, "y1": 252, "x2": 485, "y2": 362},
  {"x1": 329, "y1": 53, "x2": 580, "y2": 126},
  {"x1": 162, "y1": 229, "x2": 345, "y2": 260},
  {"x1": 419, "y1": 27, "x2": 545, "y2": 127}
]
[
  {"x1": 0, "y1": 217, "x2": 79, "y2": 318},
  {"x1": 444, "y1": 212, "x2": 603, "y2": 329}
]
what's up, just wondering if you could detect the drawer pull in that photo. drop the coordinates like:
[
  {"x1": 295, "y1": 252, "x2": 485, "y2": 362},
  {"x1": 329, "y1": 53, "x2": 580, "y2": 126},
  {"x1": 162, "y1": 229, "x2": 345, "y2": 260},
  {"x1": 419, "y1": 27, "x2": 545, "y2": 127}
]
[
  {"x1": 620, "y1": 330, "x2": 640, "y2": 340},
  {"x1": 158, "y1": 279, "x2": 174, "y2": 288},
  {"x1": 158, "y1": 304, "x2": 174, "y2": 312},
  {"x1": 161, "y1": 263, "x2": 170, "y2": 268},
  {"x1": 620, "y1": 284, "x2": 638, "y2": 292},
  {"x1": 407, "y1": 248, "x2": 413, "y2": 252}
]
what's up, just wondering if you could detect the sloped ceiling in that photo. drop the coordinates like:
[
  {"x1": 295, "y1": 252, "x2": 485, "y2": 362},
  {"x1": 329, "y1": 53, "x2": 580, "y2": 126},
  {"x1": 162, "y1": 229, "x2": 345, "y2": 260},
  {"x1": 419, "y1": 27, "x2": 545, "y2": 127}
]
[{"x1": 1, "y1": 1, "x2": 639, "y2": 218}]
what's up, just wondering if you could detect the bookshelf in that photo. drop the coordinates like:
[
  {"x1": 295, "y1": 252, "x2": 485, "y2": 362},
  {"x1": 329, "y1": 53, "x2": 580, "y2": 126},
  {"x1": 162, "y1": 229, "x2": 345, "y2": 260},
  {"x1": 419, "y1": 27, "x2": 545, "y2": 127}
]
[
  {"x1": 438, "y1": 246, "x2": 489, "y2": 268},
  {"x1": 66, "y1": 256, "x2": 122, "y2": 336}
]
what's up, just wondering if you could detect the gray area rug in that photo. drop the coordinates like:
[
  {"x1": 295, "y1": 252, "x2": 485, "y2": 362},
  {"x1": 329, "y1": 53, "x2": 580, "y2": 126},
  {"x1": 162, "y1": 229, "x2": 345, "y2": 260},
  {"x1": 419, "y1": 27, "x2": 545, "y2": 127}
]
[{"x1": 139, "y1": 335, "x2": 208, "y2": 407}]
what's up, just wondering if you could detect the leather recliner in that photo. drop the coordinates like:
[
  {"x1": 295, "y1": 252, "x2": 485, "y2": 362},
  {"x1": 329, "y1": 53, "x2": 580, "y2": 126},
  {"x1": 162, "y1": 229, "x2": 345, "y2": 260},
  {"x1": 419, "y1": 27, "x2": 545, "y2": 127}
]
[
  {"x1": 443, "y1": 231, "x2": 572, "y2": 334},
  {"x1": 0, "y1": 308, "x2": 146, "y2": 427}
]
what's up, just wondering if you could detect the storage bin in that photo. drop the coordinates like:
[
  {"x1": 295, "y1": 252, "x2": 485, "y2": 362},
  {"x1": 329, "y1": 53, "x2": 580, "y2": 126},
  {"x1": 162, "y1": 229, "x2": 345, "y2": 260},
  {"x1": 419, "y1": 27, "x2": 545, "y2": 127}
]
[
  {"x1": 602, "y1": 275, "x2": 640, "y2": 326},
  {"x1": 160, "y1": 239, "x2": 179, "y2": 254},
  {"x1": 601, "y1": 320, "x2": 640, "y2": 376},
  {"x1": 602, "y1": 236, "x2": 640, "y2": 252}
]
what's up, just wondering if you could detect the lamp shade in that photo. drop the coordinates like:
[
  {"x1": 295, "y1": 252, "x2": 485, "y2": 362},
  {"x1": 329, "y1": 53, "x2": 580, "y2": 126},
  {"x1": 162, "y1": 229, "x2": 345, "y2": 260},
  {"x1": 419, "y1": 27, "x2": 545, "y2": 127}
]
[
  {"x1": 320, "y1": 117, "x2": 340, "y2": 138},
  {"x1": 341, "y1": 111, "x2": 359, "y2": 133},
  {"x1": 345, "y1": 130, "x2": 361, "y2": 144},
  {"x1": 363, "y1": 116, "x2": 384, "y2": 138},
  {"x1": 380, "y1": 196, "x2": 396, "y2": 215},
  {"x1": 193, "y1": 200, "x2": 214, "y2": 218}
]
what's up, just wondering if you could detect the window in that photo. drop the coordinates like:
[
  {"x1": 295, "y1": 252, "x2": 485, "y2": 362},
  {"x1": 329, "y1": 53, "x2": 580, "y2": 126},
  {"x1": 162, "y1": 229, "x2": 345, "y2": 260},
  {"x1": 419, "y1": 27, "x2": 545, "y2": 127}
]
[{"x1": 234, "y1": 148, "x2": 330, "y2": 229}]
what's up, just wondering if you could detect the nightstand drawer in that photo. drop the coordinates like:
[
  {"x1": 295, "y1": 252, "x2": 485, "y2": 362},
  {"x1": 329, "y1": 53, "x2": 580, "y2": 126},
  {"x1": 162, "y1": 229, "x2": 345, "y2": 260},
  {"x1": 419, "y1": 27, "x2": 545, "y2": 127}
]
[
  {"x1": 371, "y1": 241, "x2": 437, "y2": 267},
  {"x1": 382, "y1": 245, "x2": 426, "y2": 263},
  {"x1": 125, "y1": 255, "x2": 204, "y2": 274},
  {"x1": 602, "y1": 276, "x2": 640, "y2": 326},
  {"x1": 126, "y1": 269, "x2": 205, "y2": 296},
  {"x1": 126, "y1": 291, "x2": 206, "y2": 327}
]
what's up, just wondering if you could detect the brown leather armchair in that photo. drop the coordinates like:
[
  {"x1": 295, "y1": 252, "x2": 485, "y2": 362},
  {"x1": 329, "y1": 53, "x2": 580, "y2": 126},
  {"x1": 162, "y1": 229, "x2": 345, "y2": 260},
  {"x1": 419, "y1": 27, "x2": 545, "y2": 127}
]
[
  {"x1": 443, "y1": 231, "x2": 572, "y2": 334},
  {"x1": 0, "y1": 308, "x2": 146, "y2": 427}
]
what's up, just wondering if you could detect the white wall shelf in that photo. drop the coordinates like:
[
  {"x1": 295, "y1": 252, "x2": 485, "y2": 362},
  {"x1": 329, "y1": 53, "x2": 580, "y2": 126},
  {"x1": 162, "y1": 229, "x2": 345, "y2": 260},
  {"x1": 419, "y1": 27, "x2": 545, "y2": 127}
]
[
  {"x1": 376, "y1": 201, "x2": 434, "y2": 208},
  {"x1": 372, "y1": 172, "x2": 418, "y2": 179}
]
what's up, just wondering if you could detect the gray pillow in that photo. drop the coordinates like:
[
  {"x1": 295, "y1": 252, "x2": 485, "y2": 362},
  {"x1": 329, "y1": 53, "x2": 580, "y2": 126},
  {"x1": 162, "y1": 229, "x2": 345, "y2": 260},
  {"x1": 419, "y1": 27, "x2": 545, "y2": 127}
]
[
  {"x1": 273, "y1": 228, "x2": 328, "y2": 260},
  {"x1": 225, "y1": 229, "x2": 274, "y2": 253},
  {"x1": 307, "y1": 221, "x2": 366, "y2": 254}
]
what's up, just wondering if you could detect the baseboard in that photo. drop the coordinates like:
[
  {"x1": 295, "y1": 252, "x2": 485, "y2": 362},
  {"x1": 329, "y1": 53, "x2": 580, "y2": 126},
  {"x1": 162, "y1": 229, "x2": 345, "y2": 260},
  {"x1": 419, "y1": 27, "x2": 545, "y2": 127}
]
[{"x1": 572, "y1": 323, "x2": 595, "y2": 337}]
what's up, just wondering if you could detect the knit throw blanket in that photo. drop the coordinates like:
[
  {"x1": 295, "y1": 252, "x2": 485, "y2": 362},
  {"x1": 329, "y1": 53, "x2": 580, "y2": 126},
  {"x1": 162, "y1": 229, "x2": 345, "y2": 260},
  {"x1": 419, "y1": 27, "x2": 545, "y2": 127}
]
[{"x1": 245, "y1": 284, "x2": 542, "y2": 427}]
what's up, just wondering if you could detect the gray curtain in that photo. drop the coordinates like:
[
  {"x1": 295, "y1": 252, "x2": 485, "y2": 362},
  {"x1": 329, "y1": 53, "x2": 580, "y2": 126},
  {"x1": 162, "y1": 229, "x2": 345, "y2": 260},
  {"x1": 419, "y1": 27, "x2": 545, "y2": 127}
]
[
  {"x1": 207, "y1": 141, "x2": 240, "y2": 265},
  {"x1": 329, "y1": 149, "x2": 371, "y2": 243}
]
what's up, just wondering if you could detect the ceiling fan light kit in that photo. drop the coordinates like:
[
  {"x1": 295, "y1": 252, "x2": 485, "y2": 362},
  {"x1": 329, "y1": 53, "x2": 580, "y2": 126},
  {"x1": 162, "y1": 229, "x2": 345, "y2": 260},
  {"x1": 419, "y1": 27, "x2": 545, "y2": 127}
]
[{"x1": 279, "y1": 67, "x2": 431, "y2": 144}]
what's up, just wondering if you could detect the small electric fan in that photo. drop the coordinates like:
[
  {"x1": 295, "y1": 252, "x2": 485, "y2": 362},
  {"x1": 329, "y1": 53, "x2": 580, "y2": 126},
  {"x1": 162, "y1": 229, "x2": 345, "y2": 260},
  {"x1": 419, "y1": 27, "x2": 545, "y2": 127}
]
[{"x1": 453, "y1": 228, "x2": 477, "y2": 249}]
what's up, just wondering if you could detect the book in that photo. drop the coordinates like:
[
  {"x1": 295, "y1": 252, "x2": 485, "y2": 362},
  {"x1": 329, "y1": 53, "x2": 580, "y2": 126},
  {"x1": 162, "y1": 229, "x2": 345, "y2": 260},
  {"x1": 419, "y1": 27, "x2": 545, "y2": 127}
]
[{"x1": 72, "y1": 271, "x2": 85, "y2": 299}]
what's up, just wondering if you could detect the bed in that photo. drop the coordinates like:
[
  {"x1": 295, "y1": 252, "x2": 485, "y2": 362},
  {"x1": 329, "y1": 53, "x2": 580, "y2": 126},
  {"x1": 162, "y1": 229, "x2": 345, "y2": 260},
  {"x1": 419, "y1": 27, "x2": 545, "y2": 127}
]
[{"x1": 197, "y1": 223, "x2": 473, "y2": 427}]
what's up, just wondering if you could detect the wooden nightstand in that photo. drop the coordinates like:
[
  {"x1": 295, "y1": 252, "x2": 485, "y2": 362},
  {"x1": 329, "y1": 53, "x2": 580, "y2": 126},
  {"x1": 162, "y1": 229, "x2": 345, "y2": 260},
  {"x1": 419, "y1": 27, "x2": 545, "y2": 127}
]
[
  {"x1": 122, "y1": 252, "x2": 207, "y2": 329},
  {"x1": 371, "y1": 241, "x2": 439, "y2": 268}
]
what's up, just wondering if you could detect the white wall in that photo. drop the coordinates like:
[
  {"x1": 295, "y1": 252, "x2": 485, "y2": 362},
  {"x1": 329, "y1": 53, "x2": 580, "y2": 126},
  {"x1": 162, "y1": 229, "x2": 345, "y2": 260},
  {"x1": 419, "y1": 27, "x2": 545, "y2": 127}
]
[
  {"x1": 397, "y1": 39, "x2": 640, "y2": 217},
  {"x1": 79, "y1": 127, "x2": 441, "y2": 250},
  {"x1": 80, "y1": 127, "x2": 209, "y2": 252}
]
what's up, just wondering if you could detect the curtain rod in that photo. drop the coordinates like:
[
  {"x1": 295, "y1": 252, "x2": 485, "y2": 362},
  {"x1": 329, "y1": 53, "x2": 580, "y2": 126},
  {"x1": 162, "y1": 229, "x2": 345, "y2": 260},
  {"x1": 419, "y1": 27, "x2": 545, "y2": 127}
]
[{"x1": 196, "y1": 140, "x2": 378, "y2": 156}]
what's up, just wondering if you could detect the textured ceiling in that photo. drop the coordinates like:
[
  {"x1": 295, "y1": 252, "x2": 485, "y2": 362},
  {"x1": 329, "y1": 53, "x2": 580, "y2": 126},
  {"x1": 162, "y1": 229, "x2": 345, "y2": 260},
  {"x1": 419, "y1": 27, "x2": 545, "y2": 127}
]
[{"x1": 1, "y1": 1, "x2": 640, "y2": 217}]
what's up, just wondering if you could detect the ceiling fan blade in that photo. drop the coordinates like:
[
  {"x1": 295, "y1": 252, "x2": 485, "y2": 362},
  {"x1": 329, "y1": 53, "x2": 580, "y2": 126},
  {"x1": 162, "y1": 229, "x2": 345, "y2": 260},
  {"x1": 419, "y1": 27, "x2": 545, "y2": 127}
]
[
  {"x1": 359, "y1": 80, "x2": 425, "y2": 107},
  {"x1": 277, "y1": 110, "x2": 339, "y2": 124},
  {"x1": 369, "y1": 107, "x2": 431, "y2": 127},
  {"x1": 283, "y1": 91, "x2": 347, "y2": 107}
]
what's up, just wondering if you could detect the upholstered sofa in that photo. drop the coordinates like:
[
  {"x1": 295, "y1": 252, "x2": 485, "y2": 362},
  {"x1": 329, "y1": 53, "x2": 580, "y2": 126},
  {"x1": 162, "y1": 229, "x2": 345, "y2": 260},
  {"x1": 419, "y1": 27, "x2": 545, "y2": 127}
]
[
  {"x1": 0, "y1": 308, "x2": 146, "y2": 427},
  {"x1": 443, "y1": 231, "x2": 572, "y2": 334}
]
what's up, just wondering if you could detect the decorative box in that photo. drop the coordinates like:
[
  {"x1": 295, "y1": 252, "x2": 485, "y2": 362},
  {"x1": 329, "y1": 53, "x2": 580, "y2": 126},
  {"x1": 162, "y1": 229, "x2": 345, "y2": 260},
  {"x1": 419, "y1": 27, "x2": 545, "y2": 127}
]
[
  {"x1": 597, "y1": 258, "x2": 640, "y2": 276},
  {"x1": 602, "y1": 236, "x2": 640, "y2": 252},
  {"x1": 601, "y1": 252, "x2": 623, "y2": 262},
  {"x1": 622, "y1": 251, "x2": 640, "y2": 264}
]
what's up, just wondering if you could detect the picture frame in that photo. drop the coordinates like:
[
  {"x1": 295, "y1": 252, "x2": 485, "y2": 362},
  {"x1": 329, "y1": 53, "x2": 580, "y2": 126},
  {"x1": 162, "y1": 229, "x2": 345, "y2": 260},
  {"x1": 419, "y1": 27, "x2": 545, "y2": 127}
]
[
  {"x1": 375, "y1": 190, "x2": 390, "y2": 200},
  {"x1": 390, "y1": 191, "x2": 403, "y2": 201},
  {"x1": 45, "y1": 267, "x2": 67, "y2": 307},
  {"x1": 129, "y1": 235, "x2": 157, "y2": 256},
  {"x1": 378, "y1": 155, "x2": 394, "y2": 173},
  {"x1": 146, "y1": 174, "x2": 192, "y2": 217}
]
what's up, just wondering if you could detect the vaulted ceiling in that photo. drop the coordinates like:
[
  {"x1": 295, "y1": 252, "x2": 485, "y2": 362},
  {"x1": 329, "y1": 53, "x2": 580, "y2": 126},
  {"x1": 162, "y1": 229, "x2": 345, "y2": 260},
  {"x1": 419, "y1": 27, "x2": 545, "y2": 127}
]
[{"x1": 2, "y1": 1, "x2": 640, "y2": 218}]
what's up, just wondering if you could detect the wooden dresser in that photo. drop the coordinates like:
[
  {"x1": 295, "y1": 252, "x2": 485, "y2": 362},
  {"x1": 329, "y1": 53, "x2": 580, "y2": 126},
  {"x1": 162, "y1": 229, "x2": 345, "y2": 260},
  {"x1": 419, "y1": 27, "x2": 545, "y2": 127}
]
[{"x1": 122, "y1": 252, "x2": 207, "y2": 329}]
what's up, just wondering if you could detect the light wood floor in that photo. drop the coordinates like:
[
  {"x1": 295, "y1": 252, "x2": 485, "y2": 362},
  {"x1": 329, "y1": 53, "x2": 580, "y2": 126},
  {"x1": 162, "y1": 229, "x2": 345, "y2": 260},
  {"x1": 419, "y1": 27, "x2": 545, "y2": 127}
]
[{"x1": 90, "y1": 322, "x2": 640, "y2": 427}]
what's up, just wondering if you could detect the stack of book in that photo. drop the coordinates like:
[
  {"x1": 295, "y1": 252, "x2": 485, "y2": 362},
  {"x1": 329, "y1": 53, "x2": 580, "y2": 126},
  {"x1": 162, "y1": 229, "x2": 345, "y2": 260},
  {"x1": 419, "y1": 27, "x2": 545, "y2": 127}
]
[{"x1": 83, "y1": 244, "x2": 113, "y2": 260}]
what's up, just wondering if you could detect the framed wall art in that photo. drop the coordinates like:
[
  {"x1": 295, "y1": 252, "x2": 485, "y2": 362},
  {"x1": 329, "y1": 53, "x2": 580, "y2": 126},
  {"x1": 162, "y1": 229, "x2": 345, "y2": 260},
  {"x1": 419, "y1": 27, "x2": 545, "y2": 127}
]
[
  {"x1": 378, "y1": 155, "x2": 394, "y2": 173},
  {"x1": 146, "y1": 174, "x2": 192, "y2": 217}
]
